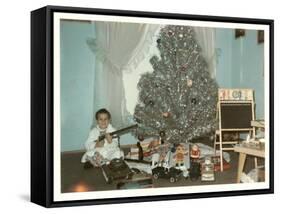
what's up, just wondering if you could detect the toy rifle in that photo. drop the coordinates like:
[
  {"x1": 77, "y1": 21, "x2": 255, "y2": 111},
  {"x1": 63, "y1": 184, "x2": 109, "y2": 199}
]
[{"x1": 96, "y1": 124, "x2": 138, "y2": 143}]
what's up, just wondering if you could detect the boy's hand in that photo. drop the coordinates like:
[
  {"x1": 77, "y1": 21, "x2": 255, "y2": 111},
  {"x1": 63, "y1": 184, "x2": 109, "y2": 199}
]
[
  {"x1": 105, "y1": 133, "x2": 112, "y2": 144},
  {"x1": 95, "y1": 140, "x2": 104, "y2": 148}
]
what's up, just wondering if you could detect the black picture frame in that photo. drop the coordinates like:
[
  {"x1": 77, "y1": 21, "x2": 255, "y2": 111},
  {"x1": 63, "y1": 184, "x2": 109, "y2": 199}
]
[{"x1": 31, "y1": 5, "x2": 274, "y2": 208}]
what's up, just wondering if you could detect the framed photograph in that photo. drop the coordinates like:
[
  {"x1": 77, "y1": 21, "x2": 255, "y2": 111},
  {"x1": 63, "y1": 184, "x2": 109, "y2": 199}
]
[{"x1": 31, "y1": 5, "x2": 274, "y2": 207}]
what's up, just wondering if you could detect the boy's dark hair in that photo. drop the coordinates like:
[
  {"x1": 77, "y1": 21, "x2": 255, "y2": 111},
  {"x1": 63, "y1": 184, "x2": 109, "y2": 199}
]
[{"x1": 95, "y1": 108, "x2": 111, "y2": 120}]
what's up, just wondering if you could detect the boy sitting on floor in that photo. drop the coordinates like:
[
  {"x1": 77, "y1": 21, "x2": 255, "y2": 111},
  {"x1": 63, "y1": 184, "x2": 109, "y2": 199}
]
[{"x1": 81, "y1": 108, "x2": 124, "y2": 168}]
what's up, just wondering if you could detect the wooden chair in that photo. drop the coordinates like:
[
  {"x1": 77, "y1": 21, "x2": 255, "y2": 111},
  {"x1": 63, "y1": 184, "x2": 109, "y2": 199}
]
[{"x1": 214, "y1": 89, "x2": 255, "y2": 171}]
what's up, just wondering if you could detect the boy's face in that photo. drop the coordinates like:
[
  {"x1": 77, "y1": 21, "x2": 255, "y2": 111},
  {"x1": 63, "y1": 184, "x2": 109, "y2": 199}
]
[{"x1": 97, "y1": 113, "x2": 110, "y2": 130}]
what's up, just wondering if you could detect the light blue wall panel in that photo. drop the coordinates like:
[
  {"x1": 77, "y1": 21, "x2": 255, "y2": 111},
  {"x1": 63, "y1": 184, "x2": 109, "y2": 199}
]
[{"x1": 60, "y1": 21, "x2": 95, "y2": 152}]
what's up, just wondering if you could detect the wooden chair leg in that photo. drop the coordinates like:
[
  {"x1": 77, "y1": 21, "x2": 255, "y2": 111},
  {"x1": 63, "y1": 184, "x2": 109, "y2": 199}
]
[
  {"x1": 220, "y1": 147, "x2": 223, "y2": 172},
  {"x1": 254, "y1": 157, "x2": 258, "y2": 168},
  {"x1": 219, "y1": 131, "x2": 223, "y2": 172},
  {"x1": 237, "y1": 153, "x2": 247, "y2": 183},
  {"x1": 213, "y1": 141, "x2": 215, "y2": 153}
]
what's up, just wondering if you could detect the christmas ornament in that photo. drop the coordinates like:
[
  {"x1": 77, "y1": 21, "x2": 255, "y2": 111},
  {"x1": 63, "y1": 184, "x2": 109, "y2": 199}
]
[
  {"x1": 168, "y1": 30, "x2": 174, "y2": 36},
  {"x1": 191, "y1": 98, "x2": 197, "y2": 105},
  {"x1": 162, "y1": 112, "x2": 171, "y2": 118},
  {"x1": 149, "y1": 100, "x2": 154, "y2": 106},
  {"x1": 187, "y1": 79, "x2": 193, "y2": 87},
  {"x1": 134, "y1": 117, "x2": 141, "y2": 123},
  {"x1": 159, "y1": 130, "x2": 166, "y2": 137},
  {"x1": 180, "y1": 64, "x2": 187, "y2": 71},
  {"x1": 137, "y1": 135, "x2": 144, "y2": 141}
]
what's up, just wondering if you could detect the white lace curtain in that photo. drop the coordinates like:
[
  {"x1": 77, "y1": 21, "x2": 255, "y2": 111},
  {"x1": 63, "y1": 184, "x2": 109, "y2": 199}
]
[
  {"x1": 87, "y1": 23, "x2": 216, "y2": 128},
  {"x1": 87, "y1": 21, "x2": 159, "y2": 128},
  {"x1": 193, "y1": 27, "x2": 216, "y2": 78}
]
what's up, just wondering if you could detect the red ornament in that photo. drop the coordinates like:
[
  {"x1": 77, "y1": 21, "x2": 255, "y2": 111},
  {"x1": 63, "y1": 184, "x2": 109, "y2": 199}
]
[{"x1": 162, "y1": 112, "x2": 171, "y2": 118}]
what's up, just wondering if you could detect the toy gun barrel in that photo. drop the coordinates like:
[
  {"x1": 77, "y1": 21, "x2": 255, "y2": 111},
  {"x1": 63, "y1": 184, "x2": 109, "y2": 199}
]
[{"x1": 97, "y1": 124, "x2": 138, "y2": 142}]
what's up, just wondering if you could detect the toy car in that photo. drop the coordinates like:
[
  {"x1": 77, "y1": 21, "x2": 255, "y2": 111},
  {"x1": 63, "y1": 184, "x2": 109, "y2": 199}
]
[
  {"x1": 152, "y1": 166, "x2": 182, "y2": 183},
  {"x1": 101, "y1": 158, "x2": 133, "y2": 184}
]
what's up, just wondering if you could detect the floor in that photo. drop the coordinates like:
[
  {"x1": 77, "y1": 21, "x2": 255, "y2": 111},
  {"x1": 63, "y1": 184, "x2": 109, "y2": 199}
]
[{"x1": 60, "y1": 147, "x2": 260, "y2": 193}]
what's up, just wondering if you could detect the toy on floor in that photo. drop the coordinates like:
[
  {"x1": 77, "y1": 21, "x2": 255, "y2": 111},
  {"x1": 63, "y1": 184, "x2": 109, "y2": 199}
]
[
  {"x1": 173, "y1": 144, "x2": 188, "y2": 169},
  {"x1": 101, "y1": 158, "x2": 133, "y2": 184},
  {"x1": 190, "y1": 144, "x2": 200, "y2": 159},
  {"x1": 125, "y1": 159, "x2": 152, "y2": 174},
  {"x1": 152, "y1": 166, "x2": 182, "y2": 183},
  {"x1": 159, "y1": 130, "x2": 166, "y2": 144},
  {"x1": 137, "y1": 142, "x2": 144, "y2": 161},
  {"x1": 189, "y1": 161, "x2": 201, "y2": 181},
  {"x1": 116, "y1": 168, "x2": 153, "y2": 189},
  {"x1": 126, "y1": 135, "x2": 144, "y2": 161},
  {"x1": 136, "y1": 135, "x2": 144, "y2": 161},
  {"x1": 151, "y1": 131, "x2": 169, "y2": 167},
  {"x1": 152, "y1": 149, "x2": 186, "y2": 182},
  {"x1": 172, "y1": 143, "x2": 189, "y2": 178},
  {"x1": 201, "y1": 156, "x2": 215, "y2": 181},
  {"x1": 189, "y1": 143, "x2": 201, "y2": 181}
]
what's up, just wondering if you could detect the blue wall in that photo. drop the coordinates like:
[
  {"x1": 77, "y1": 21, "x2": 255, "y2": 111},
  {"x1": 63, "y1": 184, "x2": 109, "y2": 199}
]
[
  {"x1": 60, "y1": 21, "x2": 95, "y2": 152},
  {"x1": 215, "y1": 29, "x2": 233, "y2": 87},
  {"x1": 215, "y1": 28, "x2": 264, "y2": 119},
  {"x1": 60, "y1": 21, "x2": 137, "y2": 152}
]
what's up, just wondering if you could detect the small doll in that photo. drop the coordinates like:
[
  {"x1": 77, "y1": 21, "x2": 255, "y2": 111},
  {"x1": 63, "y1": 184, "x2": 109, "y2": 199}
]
[
  {"x1": 157, "y1": 131, "x2": 171, "y2": 164},
  {"x1": 190, "y1": 144, "x2": 200, "y2": 160},
  {"x1": 173, "y1": 144, "x2": 188, "y2": 167},
  {"x1": 137, "y1": 135, "x2": 144, "y2": 161},
  {"x1": 159, "y1": 130, "x2": 166, "y2": 145},
  {"x1": 190, "y1": 144, "x2": 201, "y2": 180}
]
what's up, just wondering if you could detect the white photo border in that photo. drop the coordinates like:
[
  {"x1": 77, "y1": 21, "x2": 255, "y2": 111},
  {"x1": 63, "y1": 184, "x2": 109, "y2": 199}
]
[{"x1": 53, "y1": 12, "x2": 271, "y2": 202}]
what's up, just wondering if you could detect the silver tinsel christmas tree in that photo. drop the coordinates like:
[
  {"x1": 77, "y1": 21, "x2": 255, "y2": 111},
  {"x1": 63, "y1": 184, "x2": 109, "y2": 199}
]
[{"x1": 134, "y1": 25, "x2": 218, "y2": 144}]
